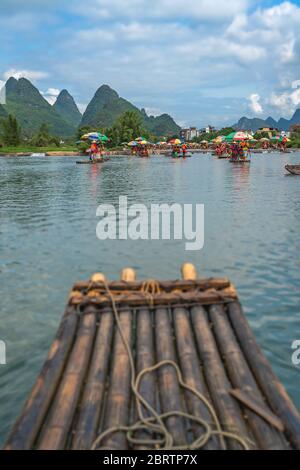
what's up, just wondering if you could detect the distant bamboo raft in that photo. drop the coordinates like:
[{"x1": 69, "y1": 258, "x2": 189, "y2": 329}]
[{"x1": 4, "y1": 264, "x2": 300, "y2": 450}]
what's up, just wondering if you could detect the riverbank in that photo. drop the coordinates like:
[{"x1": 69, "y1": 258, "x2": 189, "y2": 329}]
[
  {"x1": 0, "y1": 149, "x2": 132, "y2": 157},
  {"x1": 1, "y1": 148, "x2": 300, "y2": 157}
]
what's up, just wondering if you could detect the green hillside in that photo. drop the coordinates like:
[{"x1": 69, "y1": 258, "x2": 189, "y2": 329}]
[
  {"x1": 53, "y1": 89, "x2": 82, "y2": 127},
  {"x1": 0, "y1": 104, "x2": 7, "y2": 118},
  {"x1": 81, "y1": 85, "x2": 180, "y2": 137},
  {"x1": 4, "y1": 77, "x2": 76, "y2": 137}
]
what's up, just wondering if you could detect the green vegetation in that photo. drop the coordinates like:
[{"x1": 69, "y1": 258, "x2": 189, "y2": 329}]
[
  {"x1": 107, "y1": 111, "x2": 148, "y2": 146},
  {"x1": 253, "y1": 131, "x2": 277, "y2": 140},
  {"x1": 193, "y1": 127, "x2": 235, "y2": 143},
  {"x1": 0, "y1": 146, "x2": 77, "y2": 154},
  {"x1": 29, "y1": 123, "x2": 60, "y2": 147},
  {"x1": 0, "y1": 104, "x2": 7, "y2": 118},
  {"x1": 1, "y1": 114, "x2": 21, "y2": 146},
  {"x1": 0, "y1": 115, "x2": 76, "y2": 153},
  {"x1": 289, "y1": 126, "x2": 300, "y2": 148},
  {"x1": 77, "y1": 111, "x2": 157, "y2": 148}
]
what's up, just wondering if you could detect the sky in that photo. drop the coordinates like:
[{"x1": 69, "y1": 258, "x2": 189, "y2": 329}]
[{"x1": 1, "y1": 0, "x2": 300, "y2": 127}]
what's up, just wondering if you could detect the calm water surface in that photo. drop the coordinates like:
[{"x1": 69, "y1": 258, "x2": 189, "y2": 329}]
[{"x1": 0, "y1": 153, "x2": 300, "y2": 444}]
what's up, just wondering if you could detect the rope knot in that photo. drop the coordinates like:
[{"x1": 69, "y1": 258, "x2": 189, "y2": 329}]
[{"x1": 140, "y1": 280, "x2": 161, "y2": 307}]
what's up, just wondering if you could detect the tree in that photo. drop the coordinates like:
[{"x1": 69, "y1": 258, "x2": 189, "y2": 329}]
[
  {"x1": 290, "y1": 126, "x2": 300, "y2": 148},
  {"x1": 108, "y1": 111, "x2": 146, "y2": 146},
  {"x1": 30, "y1": 123, "x2": 60, "y2": 147},
  {"x1": 1, "y1": 114, "x2": 21, "y2": 146}
]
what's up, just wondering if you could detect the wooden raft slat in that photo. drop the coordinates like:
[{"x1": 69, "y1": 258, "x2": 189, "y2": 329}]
[{"x1": 4, "y1": 267, "x2": 300, "y2": 451}]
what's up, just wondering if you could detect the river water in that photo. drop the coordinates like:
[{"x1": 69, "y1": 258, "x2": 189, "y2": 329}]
[{"x1": 0, "y1": 153, "x2": 299, "y2": 445}]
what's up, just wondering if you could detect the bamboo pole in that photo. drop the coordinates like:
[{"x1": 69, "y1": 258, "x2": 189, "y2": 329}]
[
  {"x1": 173, "y1": 307, "x2": 220, "y2": 449},
  {"x1": 71, "y1": 310, "x2": 114, "y2": 450},
  {"x1": 37, "y1": 307, "x2": 98, "y2": 450},
  {"x1": 191, "y1": 306, "x2": 253, "y2": 450},
  {"x1": 76, "y1": 291, "x2": 237, "y2": 309},
  {"x1": 73, "y1": 278, "x2": 231, "y2": 293},
  {"x1": 210, "y1": 304, "x2": 288, "y2": 449},
  {"x1": 4, "y1": 307, "x2": 78, "y2": 450},
  {"x1": 155, "y1": 307, "x2": 187, "y2": 446},
  {"x1": 230, "y1": 389, "x2": 284, "y2": 432},
  {"x1": 135, "y1": 308, "x2": 157, "y2": 449},
  {"x1": 90, "y1": 273, "x2": 107, "y2": 283},
  {"x1": 181, "y1": 263, "x2": 197, "y2": 281},
  {"x1": 101, "y1": 309, "x2": 133, "y2": 450},
  {"x1": 228, "y1": 302, "x2": 300, "y2": 449},
  {"x1": 121, "y1": 268, "x2": 136, "y2": 282}
]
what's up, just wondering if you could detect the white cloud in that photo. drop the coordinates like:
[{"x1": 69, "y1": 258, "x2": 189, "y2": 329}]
[
  {"x1": 279, "y1": 37, "x2": 295, "y2": 63},
  {"x1": 3, "y1": 69, "x2": 48, "y2": 82},
  {"x1": 248, "y1": 94, "x2": 263, "y2": 114},
  {"x1": 144, "y1": 107, "x2": 163, "y2": 117},
  {"x1": 41, "y1": 88, "x2": 60, "y2": 105},
  {"x1": 77, "y1": 103, "x2": 87, "y2": 114},
  {"x1": 270, "y1": 86, "x2": 300, "y2": 116},
  {"x1": 0, "y1": 81, "x2": 6, "y2": 105}
]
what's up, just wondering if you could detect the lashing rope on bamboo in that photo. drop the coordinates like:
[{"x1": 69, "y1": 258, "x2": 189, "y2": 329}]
[
  {"x1": 76, "y1": 279, "x2": 236, "y2": 310},
  {"x1": 90, "y1": 280, "x2": 252, "y2": 451},
  {"x1": 140, "y1": 280, "x2": 161, "y2": 307}
]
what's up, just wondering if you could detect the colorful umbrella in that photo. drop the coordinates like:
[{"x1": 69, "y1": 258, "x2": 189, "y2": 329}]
[
  {"x1": 169, "y1": 138, "x2": 182, "y2": 145},
  {"x1": 213, "y1": 136, "x2": 225, "y2": 143},
  {"x1": 81, "y1": 132, "x2": 100, "y2": 140},
  {"x1": 225, "y1": 132, "x2": 235, "y2": 142},
  {"x1": 225, "y1": 131, "x2": 253, "y2": 142},
  {"x1": 81, "y1": 132, "x2": 109, "y2": 143},
  {"x1": 128, "y1": 141, "x2": 138, "y2": 147},
  {"x1": 135, "y1": 136, "x2": 146, "y2": 142},
  {"x1": 270, "y1": 135, "x2": 290, "y2": 142}
]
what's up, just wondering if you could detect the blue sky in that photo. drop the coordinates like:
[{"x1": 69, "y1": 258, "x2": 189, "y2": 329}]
[{"x1": 1, "y1": 0, "x2": 300, "y2": 127}]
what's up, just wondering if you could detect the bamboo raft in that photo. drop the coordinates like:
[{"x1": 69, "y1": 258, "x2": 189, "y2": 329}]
[
  {"x1": 285, "y1": 165, "x2": 300, "y2": 175},
  {"x1": 4, "y1": 264, "x2": 300, "y2": 451},
  {"x1": 76, "y1": 158, "x2": 109, "y2": 165}
]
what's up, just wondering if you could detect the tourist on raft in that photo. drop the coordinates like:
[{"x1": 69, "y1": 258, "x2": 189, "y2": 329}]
[
  {"x1": 139, "y1": 146, "x2": 149, "y2": 158},
  {"x1": 90, "y1": 140, "x2": 100, "y2": 162},
  {"x1": 172, "y1": 146, "x2": 181, "y2": 158}
]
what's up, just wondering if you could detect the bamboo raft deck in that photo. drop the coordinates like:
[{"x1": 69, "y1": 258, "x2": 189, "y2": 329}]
[
  {"x1": 4, "y1": 264, "x2": 300, "y2": 451},
  {"x1": 285, "y1": 164, "x2": 300, "y2": 175}
]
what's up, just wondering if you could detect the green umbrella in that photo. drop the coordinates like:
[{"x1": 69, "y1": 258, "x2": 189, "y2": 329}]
[
  {"x1": 224, "y1": 132, "x2": 236, "y2": 142},
  {"x1": 98, "y1": 134, "x2": 109, "y2": 143}
]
